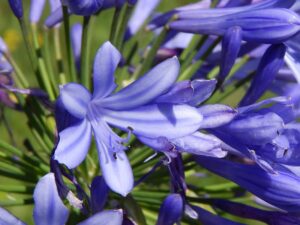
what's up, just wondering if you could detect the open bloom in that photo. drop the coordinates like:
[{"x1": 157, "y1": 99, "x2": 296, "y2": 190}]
[{"x1": 54, "y1": 41, "x2": 203, "y2": 196}]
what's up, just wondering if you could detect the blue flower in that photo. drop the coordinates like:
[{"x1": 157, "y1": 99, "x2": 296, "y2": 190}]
[
  {"x1": 138, "y1": 79, "x2": 236, "y2": 159},
  {"x1": 0, "y1": 173, "x2": 123, "y2": 225},
  {"x1": 54, "y1": 41, "x2": 203, "y2": 196},
  {"x1": 148, "y1": 0, "x2": 295, "y2": 30},
  {"x1": 170, "y1": 8, "x2": 300, "y2": 44},
  {"x1": 195, "y1": 156, "x2": 300, "y2": 212}
]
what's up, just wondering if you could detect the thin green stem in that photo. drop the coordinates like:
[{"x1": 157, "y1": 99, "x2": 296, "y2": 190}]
[
  {"x1": 18, "y1": 18, "x2": 36, "y2": 72},
  {"x1": 31, "y1": 24, "x2": 56, "y2": 100},
  {"x1": 43, "y1": 28, "x2": 58, "y2": 94},
  {"x1": 63, "y1": 6, "x2": 77, "y2": 83},
  {"x1": 54, "y1": 28, "x2": 67, "y2": 84},
  {"x1": 110, "y1": 6, "x2": 122, "y2": 44},
  {"x1": 133, "y1": 26, "x2": 168, "y2": 79},
  {"x1": 115, "y1": 2, "x2": 135, "y2": 50},
  {"x1": 4, "y1": 53, "x2": 28, "y2": 88},
  {"x1": 179, "y1": 37, "x2": 221, "y2": 81},
  {"x1": 81, "y1": 16, "x2": 92, "y2": 89}
]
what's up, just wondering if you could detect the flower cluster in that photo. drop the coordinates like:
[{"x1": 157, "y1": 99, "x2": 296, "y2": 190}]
[{"x1": 1, "y1": 0, "x2": 300, "y2": 224}]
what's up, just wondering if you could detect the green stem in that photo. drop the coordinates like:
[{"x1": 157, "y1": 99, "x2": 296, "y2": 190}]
[
  {"x1": 179, "y1": 37, "x2": 221, "y2": 81},
  {"x1": 81, "y1": 16, "x2": 92, "y2": 89},
  {"x1": 31, "y1": 24, "x2": 56, "y2": 100},
  {"x1": 18, "y1": 18, "x2": 36, "y2": 72},
  {"x1": 133, "y1": 26, "x2": 168, "y2": 79},
  {"x1": 63, "y1": 6, "x2": 77, "y2": 83},
  {"x1": 110, "y1": 6, "x2": 122, "y2": 44},
  {"x1": 43, "y1": 28, "x2": 58, "y2": 94},
  {"x1": 54, "y1": 28, "x2": 67, "y2": 84},
  {"x1": 4, "y1": 53, "x2": 28, "y2": 88},
  {"x1": 115, "y1": 2, "x2": 135, "y2": 50}
]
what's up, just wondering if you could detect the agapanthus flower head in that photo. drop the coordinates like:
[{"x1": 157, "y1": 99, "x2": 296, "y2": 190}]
[
  {"x1": 54, "y1": 41, "x2": 203, "y2": 196},
  {"x1": 8, "y1": 0, "x2": 23, "y2": 19}
]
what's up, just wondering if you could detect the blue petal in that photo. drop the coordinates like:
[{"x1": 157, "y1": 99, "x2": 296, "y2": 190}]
[
  {"x1": 154, "y1": 80, "x2": 194, "y2": 104},
  {"x1": 154, "y1": 79, "x2": 217, "y2": 105},
  {"x1": 192, "y1": 205, "x2": 243, "y2": 225},
  {"x1": 0, "y1": 208, "x2": 25, "y2": 225},
  {"x1": 92, "y1": 42, "x2": 121, "y2": 99},
  {"x1": 60, "y1": 83, "x2": 91, "y2": 119},
  {"x1": 29, "y1": 0, "x2": 46, "y2": 23},
  {"x1": 126, "y1": 0, "x2": 161, "y2": 38},
  {"x1": 49, "y1": 0, "x2": 61, "y2": 12},
  {"x1": 77, "y1": 210, "x2": 123, "y2": 225},
  {"x1": 177, "y1": 0, "x2": 296, "y2": 20},
  {"x1": 138, "y1": 136, "x2": 174, "y2": 152},
  {"x1": 101, "y1": 57, "x2": 180, "y2": 110},
  {"x1": 198, "y1": 104, "x2": 237, "y2": 128},
  {"x1": 188, "y1": 79, "x2": 217, "y2": 105},
  {"x1": 64, "y1": 0, "x2": 103, "y2": 16},
  {"x1": 239, "y1": 44, "x2": 286, "y2": 106},
  {"x1": 55, "y1": 97, "x2": 82, "y2": 133},
  {"x1": 171, "y1": 9, "x2": 300, "y2": 44},
  {"x1": 54, "y1": 119, "x2": 92, "y2": 169},
  {"x1": 173, "y1": 132, "x2": 227, "y2": 158},
  {"x1": 218, "y1": 112, "x2": 284, "y2": 145},
  {"x1": 238, "y1": 96, "x2": 291, "y2": 114},
  {"x1": 91, "y1": 176, "x2": 109, "y2": 213},
  {"x1": 33, "y1": 173, "x2": 69, "y2": 225},
  {"x1": 213, "y1": 199, "x2": 300, "y2": 225},
  {"x1": 218, "y1": 26, "x2": 242, "y2": 86},
  {"x1": 195, "y1": 156, "x2": 300, "y2": 212},
  {"x1": 93, "y1": 121, "x2": 134, "y2": 196},
  {"x1": 71, "y1": 23, "x2": 83, "y2": 72},
  {"x1": 0, "y1": 37, "x2": 8, "y2": 54},
  {"x1": 156, "y1": 194, "x2": 183, "y2": 225},
  {"x1": 102, "y1": 104, "x2": 203, "y2": 139},
  {"x1": 45, "y1": 7, "x2": 63, "y2": 28}
]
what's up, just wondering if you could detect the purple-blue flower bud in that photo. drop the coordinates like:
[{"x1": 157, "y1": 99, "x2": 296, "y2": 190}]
[
  {"x1": 8, "y1": 0, "x2": 23, "y2": 19},
  {"x1": 64, "y1": 0, "x2": 104, "y2": 16},
  {"x1": 239, "y1": 44, "x2": 286, "y2": 106},
  {"x1": 170, "y1": 9, "x2": 300, "y2": 44},
  {"x1": 156, "y1": 194, "x2": 183, "y2": 225}
]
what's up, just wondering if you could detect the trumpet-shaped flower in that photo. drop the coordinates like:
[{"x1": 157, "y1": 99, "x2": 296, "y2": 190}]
[
  {"x1": 54, "y1": 41, "x2": 203, "y2": 196},
  {"x1": 170, "y1": 8, "x2": 300, "y2": 44},
  {"x1": 195, "y1": 156, "x2": 300, "y2": 212}
]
